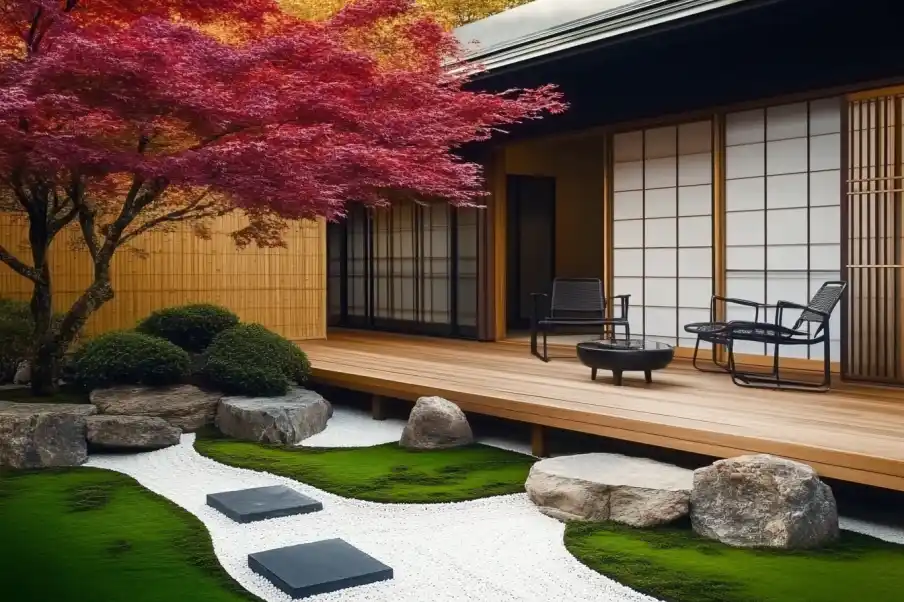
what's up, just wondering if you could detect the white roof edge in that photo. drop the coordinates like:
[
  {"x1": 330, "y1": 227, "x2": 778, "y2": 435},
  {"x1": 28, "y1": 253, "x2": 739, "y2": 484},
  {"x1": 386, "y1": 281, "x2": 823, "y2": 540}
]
[{"x1": 451, "y1": 0, "x2": 755, "y2": 74}]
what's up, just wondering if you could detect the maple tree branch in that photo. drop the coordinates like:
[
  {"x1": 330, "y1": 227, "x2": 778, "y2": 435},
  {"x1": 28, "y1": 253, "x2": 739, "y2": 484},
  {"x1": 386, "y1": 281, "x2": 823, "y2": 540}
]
[
  {"x1": 26, "y1": 7, "x2": 43, "y2": 54},
  {"x1": 59, "y1": 174, "x2": 97, "y2": 260},
  {"x1": 117, "y1": 190, "x2": 220, "y2": 248},
  {"x1": 0, "y1": 243, "x2": 40, "y2": 282},
  {"x1": 7, "y1": 172, "x2": 32, "y2": 212},
  {"x1": 49, "y1": 202, "x2": 78, "y2": 237}
]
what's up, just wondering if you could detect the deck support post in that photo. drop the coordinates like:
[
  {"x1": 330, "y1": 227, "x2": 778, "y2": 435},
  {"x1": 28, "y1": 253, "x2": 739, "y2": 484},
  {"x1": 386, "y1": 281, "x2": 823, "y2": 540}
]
[
  {"x1": 371, "y1": 394, "x2": 387, "y2": 421},
  {"x1": 531, "y1": 424, "x2": 548, "y2": 457}
]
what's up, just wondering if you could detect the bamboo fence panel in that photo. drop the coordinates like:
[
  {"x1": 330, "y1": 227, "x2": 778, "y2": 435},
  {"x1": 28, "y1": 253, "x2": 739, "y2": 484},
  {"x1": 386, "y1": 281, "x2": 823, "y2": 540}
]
[{"x1": 0, "y1": 213, "x2": 326, "y2": 341}]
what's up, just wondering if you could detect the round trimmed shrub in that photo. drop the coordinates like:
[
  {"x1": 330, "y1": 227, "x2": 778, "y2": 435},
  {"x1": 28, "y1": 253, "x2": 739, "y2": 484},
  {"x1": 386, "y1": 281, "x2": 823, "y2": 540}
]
[
  {"x1": 136, "y1": 304, "x2": 239, "y2": 353},
  {"x1": 71, "y1": 331, "x2": 191, "y2": 390},
  {"x1": 202, "y1": 323, "x2": 310, "y2": 397}
]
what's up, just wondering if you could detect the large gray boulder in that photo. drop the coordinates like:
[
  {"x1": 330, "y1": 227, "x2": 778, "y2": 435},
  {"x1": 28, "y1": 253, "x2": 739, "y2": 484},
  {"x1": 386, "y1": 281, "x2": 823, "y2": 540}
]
[
  {"x1": 0, "y1": 402, "x2": 95, "y2": 468},
  {"x1": 215, "y1": 388, "x2": 331, "y2": 445},
  {"x1": 690, "y1": 454, "x2": 839, "y2": 549},
  {"x1": 525, "y1": 453, "x2": 693, "y2": 527},
  {"x1": 91, "y1": 385, "x2": 221, "y2": 432},
  {"x1": 86, "y1": 415, "x2": 181, "y2": 451},
  {"x1": 399, "y1": 396, "x2": 474, "y2": 450}
]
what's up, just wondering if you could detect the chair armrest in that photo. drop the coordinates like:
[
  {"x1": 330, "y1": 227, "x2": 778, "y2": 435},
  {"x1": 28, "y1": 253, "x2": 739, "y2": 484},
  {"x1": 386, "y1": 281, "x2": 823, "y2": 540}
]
[
  {"x1": 710, "y1": 295, "x2": 766, "y2": 322},
  {"x1": 530, "y1": 293, "x2": 548, "y2": 327},
  {"x1": 776, "y1": 299, "x2": 828, "y2": 318},
  {"x1": 607, "y1": 294, "x2": 630, "y2": 319},
  {"x1": 711, "y1": 294, "x2": 763, "y2": 308}
]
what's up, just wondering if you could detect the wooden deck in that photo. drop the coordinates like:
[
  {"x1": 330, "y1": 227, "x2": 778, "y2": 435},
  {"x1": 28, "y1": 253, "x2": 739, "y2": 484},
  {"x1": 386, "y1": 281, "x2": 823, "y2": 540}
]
[{"x1": 304, "y1": 331, "x2": 904, "y2": 492}]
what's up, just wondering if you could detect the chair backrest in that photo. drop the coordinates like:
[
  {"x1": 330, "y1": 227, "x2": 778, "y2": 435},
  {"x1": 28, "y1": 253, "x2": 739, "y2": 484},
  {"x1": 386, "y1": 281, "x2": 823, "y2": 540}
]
[
  {"x1": 793, "y1": 281, "x2": 847, "y2": 333},
  {"x1": 550, "y1": 278, "x2": 605, "y2": 319}
]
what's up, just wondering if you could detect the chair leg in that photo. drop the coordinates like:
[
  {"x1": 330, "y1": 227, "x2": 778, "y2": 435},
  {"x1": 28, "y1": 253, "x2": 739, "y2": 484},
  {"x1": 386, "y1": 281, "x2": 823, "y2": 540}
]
[
  {"x1": 691, "y1": 338, "x2": 702, "y2": 370},
  {"x1": 692, "y1": 338, "x2": 729, "y2": 373},
  {"x1": 729, "y1": 340, "x2": 831, "y2": 392},
  {"x1": 821, "y1": 336, "x2": 832, "y2": 389},
  {"x1": 530, "y1": 325, "x2": 542, "y2": 360},
  {"x1": 541, "y1": 330, "x2": 550, "y2": 363}
]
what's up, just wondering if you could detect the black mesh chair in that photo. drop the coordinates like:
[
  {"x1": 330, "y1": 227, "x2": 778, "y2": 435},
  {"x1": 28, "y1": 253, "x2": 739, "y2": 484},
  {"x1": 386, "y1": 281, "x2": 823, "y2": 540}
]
[
  {"x1": 530, "y1": 278, "x2": 630, "y2": 362},
  {"x1": 686, "y1": 295, "x2": 769, "y2": 373},
  {"x1": 723, "y1": 281, "x2": 847, "y2": 392}
]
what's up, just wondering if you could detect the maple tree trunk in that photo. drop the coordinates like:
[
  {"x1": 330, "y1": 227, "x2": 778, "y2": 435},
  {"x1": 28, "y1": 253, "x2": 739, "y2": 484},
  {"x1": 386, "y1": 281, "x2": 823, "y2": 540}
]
[
  {"x1": 27, "y1": 212, "x2": 58, "y2": 396},
  {"x1": 29, "y1": 259, "x2": 115, "y2": 396},
  {"x1": 29, "y1": 280, "x2": 59, "y2": 396}
]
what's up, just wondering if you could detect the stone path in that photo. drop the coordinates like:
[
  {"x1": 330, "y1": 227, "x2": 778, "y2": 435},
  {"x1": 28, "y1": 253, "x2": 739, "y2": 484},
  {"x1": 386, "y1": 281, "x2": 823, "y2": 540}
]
[
  {"x1": 87, "y1": 433, "x2": 659, "y2": 602},
  {"x1": 86, "y1": 406, "x2": 904, "y2": 602}
]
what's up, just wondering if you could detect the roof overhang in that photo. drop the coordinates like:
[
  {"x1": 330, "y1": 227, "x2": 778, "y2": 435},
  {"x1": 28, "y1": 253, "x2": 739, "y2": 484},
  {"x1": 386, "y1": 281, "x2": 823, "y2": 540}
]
[{"x1": 451, "y1": 0, "x2": 760, "y2": 76}]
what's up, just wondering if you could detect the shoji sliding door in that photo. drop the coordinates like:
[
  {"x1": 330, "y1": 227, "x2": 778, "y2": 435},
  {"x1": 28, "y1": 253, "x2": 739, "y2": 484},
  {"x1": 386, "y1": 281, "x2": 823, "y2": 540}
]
[
  {"x1": 724, "y1": 99, "x2": 842, "y2": 360},
  {"x1": 612, "y1": 120, "x2": 715, "y2": 349},
  {"x1": 326, "y1": 202, "x2": 479, "y2": 338}
]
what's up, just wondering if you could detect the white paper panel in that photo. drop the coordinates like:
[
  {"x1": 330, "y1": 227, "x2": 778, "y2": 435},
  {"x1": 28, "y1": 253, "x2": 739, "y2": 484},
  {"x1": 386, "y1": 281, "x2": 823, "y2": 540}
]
[
  {"x1": 724, "y1": 97, "x2": 842, "y2": 361},
  {"x1": 612, "y1": 119, "x2": 714, "y2": 348}
]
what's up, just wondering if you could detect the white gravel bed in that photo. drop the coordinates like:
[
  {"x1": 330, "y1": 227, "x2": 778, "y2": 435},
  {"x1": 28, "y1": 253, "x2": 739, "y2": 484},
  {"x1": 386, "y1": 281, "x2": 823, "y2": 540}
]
[
  {"x1": 84, "y1": 410, "x2": 904, "y2": 602},
  {"x1": 300, "y1": 405, "x2": 533, "y2": 456},
  {"x1": 87, "y1": 434, "x2": 660, "y2": 602},
  {"x1": 298, "y1": 407, "x2": 406, "y2": 448},
  {"x1": 839, "y1": 516, "x2": 904, "y2": 545}
]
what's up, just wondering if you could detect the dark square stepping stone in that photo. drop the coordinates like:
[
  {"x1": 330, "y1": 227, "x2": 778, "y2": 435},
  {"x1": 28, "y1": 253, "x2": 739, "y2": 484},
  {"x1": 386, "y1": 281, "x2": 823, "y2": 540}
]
[
  {"x1": 206, "y1": 485, "x2": 322, "y2": 523},
  {"x1": 248, "y1": 538, "x2": 393, "y2": 598}
]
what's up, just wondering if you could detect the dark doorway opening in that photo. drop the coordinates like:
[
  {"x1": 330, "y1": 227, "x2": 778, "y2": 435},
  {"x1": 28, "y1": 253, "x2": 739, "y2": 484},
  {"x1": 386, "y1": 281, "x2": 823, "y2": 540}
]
[{"x1": 506, "y1": 175, "x2": 556, "y2": 331}]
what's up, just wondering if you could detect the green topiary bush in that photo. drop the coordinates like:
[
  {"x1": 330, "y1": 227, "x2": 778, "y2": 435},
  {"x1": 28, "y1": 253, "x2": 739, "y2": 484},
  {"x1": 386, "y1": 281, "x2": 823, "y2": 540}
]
[
  {"x1": 202, "y1": 323, "x2": 310, "y2": 397},
  {"x1": 0, "y1": 298, "x2": 68, "y2": 383},
  {"x1": 71, "y1": 331, "x2": 191, "y2": 390},
  {"x1": 135, "y1": 304, "x2": 240, "y2": 353}
]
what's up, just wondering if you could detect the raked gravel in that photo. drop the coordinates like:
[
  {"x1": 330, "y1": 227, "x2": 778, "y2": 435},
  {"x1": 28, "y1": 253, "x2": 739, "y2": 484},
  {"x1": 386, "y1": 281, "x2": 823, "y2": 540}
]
[
  {"x1": 300, "y1": 406, "x2": 533, "y2": 455},
  {"x1": 85, "y1": 406, "x2": 904, "y2": 602},
  {"x1": 87, "y1": 434, "x2": 661, "y2": 602}
]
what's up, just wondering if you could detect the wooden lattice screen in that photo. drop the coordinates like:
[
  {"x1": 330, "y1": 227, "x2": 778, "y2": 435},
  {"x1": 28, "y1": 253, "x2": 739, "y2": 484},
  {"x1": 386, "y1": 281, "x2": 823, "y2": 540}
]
[{"x1": 844, "y1": 91, "x2": 904, "y2": 384}]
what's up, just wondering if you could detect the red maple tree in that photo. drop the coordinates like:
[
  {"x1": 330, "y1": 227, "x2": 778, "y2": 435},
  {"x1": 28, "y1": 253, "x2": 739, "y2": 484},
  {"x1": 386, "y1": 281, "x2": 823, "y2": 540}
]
[{"x1": 0, "y1": 0, "x2": 564, "y2": 394}]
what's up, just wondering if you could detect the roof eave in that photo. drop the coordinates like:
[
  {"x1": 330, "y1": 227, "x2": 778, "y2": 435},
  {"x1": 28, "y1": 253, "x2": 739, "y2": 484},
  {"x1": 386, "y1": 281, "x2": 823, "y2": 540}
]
[{"x1": 452, "y1": 0, "x2": 757, "y2": 76}]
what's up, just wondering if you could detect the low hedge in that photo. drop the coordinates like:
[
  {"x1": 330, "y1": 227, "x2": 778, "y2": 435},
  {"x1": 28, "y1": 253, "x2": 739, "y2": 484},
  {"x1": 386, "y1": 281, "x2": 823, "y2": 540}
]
[
  {"x1": 202, "y1": 324, "x2": 310, "y2": 397},
  {"x1": 71, "y1": 331, "x2": 191, "y2": 390},
  {"x1": 136, "y1": 304, "x2": 239, "y2": 353}
]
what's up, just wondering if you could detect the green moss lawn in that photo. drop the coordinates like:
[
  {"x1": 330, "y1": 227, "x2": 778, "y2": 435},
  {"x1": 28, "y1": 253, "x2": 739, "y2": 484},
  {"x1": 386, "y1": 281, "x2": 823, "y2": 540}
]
[
  {"x1": 194, "y1": 431, "x2": 535, "y2": 503},
  {"x1": 565, "y1": 521, "x2": 904, "y2": 602},
  {"x1": 0, "y1": 468, "x2": 256, "y2": 602}
]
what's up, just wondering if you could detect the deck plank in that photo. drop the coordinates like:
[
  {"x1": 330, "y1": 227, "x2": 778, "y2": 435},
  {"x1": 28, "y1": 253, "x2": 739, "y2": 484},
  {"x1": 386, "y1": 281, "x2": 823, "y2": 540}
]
[{"x1": 303, "y1": 331, "x2": 904, "y2": 491}]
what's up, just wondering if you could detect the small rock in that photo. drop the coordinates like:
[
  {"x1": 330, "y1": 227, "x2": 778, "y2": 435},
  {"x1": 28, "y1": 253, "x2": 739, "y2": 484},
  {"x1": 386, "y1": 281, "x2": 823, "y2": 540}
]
[
  {"x1": 91, "y1": 384, "x2": 221, "y2": 432},
  {"x1": 13, "y1": 360, "x2": 30, "y2": 385},
  {"x1": 690, "y1": 454, "x2": 839, "y2": 549},
  {"x1": 525, "y1": 453, "x2": 693, "y2": 527},
  {"x1": 399, "y1": 396, "x2": 474, "y2": 450},
  {"x1": 0, "y1": 402, "x2": 90, "y2": 468},
  {"x1": 86, "y1": 415, "x2": 181, "y2": 451},
  {"x1": 216, "y1": 388, "x2": 332, "y2": 445}
]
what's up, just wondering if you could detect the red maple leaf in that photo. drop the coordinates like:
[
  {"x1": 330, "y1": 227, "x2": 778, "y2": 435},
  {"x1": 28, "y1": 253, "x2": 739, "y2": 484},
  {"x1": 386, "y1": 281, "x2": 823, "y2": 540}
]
[{"x1": 0, "y1": 0, "x2": 565, "y2": 393}]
